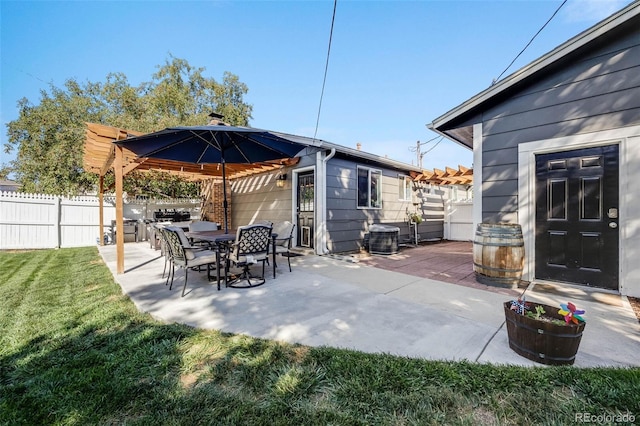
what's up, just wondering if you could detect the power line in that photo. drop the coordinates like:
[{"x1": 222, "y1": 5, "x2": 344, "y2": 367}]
[
  {"x1": 409, "y1": 136, "x2": 443, "y2": 168},
  {"x1": 421, "y1": 136, "x2": 443, "y2": 157},
  {"x1": 493, "y1": 0, "x2": 568, "y2": 84},
  {"x1": 313, "y1": 0, "x2": 338, "y2": 141}
]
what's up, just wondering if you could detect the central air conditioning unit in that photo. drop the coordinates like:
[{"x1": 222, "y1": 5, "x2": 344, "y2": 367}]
[{"x1": 368, "y1": 224, "x2": 400, "y2": 255}]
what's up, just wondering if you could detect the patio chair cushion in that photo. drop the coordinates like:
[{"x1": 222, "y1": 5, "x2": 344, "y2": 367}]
[
  {"x1": 228, "y1": 225, "x2": 272, "y2": 264},
  {"x1": 166, "y1": 226, "x2": 204, "y2": 260},
  {"x1": 163, "y1": 227, "x2": 220, "y2": 296},
  {"x1": 188, "y1": 220, "x2": 218, "y2": 232},
  {"x1": 185, "y1": 249, "x2": 218, "y2": 267},
  {"x1": 253, "y1": 220, "x2": 273, "y2": 227},
  {"x1": 272, "y1": 221, "x2": 294, "y2": 247},
  {"x1": 270, "y1": 221, "x2": 295, "y2": 277}
]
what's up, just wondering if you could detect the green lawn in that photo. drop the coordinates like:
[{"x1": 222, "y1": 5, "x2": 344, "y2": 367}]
[{"x1": 1, "y1": 248, "x2": 638, "y2": 425}]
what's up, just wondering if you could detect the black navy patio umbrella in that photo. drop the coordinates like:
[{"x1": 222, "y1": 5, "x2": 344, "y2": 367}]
[{"x1": 114, "y1": 125, "x2": 307, "y2": 233}]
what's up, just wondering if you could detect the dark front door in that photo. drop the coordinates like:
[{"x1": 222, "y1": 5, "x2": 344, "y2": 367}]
[
  {"x1": 535, "y1": 145, "x2": 619, "y2": 290},
  {"x1": 296, "y1": 171, "x2": 314, "y2": 249}
]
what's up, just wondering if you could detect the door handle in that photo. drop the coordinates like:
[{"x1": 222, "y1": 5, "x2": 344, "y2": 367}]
[
  {"x1": 607, "y1": 208, "x2": 618, "y2": 219},
  {"x1": 609, "y1": 222, "x2": 618, "y2": 229}
]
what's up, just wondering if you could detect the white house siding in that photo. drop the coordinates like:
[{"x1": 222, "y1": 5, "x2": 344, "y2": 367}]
[{"x1": 230, "y1": 169, "x2": 294, "y2": 227}]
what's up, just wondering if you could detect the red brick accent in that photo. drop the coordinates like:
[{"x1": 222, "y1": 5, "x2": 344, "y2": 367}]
[{"x1": 200, "y1": 179, "x2": 231, "y2": 228}]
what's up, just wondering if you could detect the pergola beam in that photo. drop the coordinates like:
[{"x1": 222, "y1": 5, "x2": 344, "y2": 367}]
[
  {"x1": 83, "y1": 122, "x2": 304, "y2": 274},
  {"x1": 411, "y1": 164, "x2": 473, "y2": 185}
]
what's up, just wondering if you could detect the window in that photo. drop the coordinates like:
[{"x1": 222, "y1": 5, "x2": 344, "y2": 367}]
[
  {"x1": 398, "y1": 175, "x2": 412, "y2": 201},
  {"x1": 357, "y1": 167, "x2": 381, "y2": 208}
]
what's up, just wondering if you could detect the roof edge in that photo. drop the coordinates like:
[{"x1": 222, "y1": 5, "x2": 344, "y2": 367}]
[{"x1": 273, "y1": 131, "x2": 423, "y2": 172}]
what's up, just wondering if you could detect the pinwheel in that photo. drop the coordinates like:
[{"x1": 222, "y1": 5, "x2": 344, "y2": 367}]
[
  {"x1": 558, "y1": 302, "x2": 585, "y2": 324},
  {"x1": 510, "y1": 297, "x2": 528, "y2": 315}
]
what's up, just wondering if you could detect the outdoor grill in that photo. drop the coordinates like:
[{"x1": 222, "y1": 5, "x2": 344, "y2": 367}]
[
  {"x1": 152, "y1": 209, "x2": 191, "y2": 222},
  {"x1": 146, "y1": 209, "x2": 192, "y2": 250},
  {"x1": 110, "y1": 219, "x2": 140, "y2": 243}
]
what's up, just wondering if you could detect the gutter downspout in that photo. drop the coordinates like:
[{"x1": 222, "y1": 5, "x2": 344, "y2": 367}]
[{"x1": 316, "y1": 148, "x2": 336, "y2": 255}]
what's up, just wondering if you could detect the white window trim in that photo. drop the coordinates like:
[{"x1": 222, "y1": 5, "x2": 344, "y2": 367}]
[
  {"x1": 357, "y1": 166, "x2": 382, "y2": 209},
  {"x1": 398, "y1": 174, "x2": 412, "y2": 201},
  {"x1": 472, "y1": 123, "x2": 483, "y2": 231}
]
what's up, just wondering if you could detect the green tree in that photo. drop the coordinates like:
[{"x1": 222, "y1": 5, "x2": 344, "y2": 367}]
[
  {"x1": 6, "y1": 80, "x2": 104, "y2": 194},
  {"x1": 3, "y1": 55, "x2": 253, "y2": 195}
]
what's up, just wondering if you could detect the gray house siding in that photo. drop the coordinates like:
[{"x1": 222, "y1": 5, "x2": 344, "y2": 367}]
[
  {"x1": 325, "y1": 157, "x2": 383, "y2": 253},
  {"x1": 479, "y1": 26, "x2": 640, "y2": 222},
  {"x1": 231, "y1": 151, "x2": 449, "y2": 254},
  {"x1": 325, "y1": 157, "x2": 444, "y2": 253}
]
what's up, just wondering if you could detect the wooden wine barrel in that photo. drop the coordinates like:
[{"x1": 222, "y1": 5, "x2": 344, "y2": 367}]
[{"x1": 473, "y1": 223, "x2": 524, "y2": 288}]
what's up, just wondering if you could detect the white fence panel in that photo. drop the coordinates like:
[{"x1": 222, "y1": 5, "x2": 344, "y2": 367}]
[
  {"x1": 445, "y1": 201, "x2": 474, "y2": 241},
  {"x1": 60, "y1": 196, "x2": 105, "y2": 247},
  {"x1": 0, "y1": 193, "x2": 59, "y2": 249},
  {"x1": 0, "y1": 192, "x2": 200, "y2": 249}
]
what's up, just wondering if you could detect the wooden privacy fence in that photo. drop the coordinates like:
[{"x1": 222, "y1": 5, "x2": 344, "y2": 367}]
[{"x1": 0, "y1": 192, "x2": 200, "y2": 250}]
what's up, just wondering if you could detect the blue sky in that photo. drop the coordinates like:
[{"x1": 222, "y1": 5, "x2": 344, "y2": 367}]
[{"x1": 0, "y1": 0, "x2": 633, "y2": 174}]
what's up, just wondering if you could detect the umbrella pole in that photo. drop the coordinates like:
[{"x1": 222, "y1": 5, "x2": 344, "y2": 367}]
[{"x1": 221, "y1": 158, "x2": 229, "y2": 233}]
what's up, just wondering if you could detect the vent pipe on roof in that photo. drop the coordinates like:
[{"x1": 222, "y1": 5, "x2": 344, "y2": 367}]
[
  {"x1": 356, "y1": 142, "x2": 361, "y2": 150},
  {"x1": 208, "y1": 112, "x2": 229, "y2": 126}
]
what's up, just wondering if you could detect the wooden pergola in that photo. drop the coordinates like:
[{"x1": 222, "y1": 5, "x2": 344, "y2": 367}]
[
  {"x1": 83, "y1": 122, "x2": 299, "y2": 274},
  {"x1": 410, "y1": 165, "x2": 473, "y2": 186}
]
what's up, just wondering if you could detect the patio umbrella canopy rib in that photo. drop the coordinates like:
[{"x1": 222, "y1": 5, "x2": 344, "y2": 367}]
[
  {"x1": 84, "y1": 123, "x2": 302, "y2": 181},
  {"x1": 117, "y1": 126, "x2": 307, "y2": 164},
  {"x1": 113, "y1": 125, "x2": 309, "y2": 233}
]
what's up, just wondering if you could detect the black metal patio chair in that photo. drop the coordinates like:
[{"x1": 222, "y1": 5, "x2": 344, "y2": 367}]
[
  {"x1": 164, "y1": 226, "x2": 221, "y2": 296},
  {"x1": 225, "y1": 224, "x2": 272, "y2": 288},
  {"x1": 271, "y1": 221, "x2": 296, "y2": 278}
]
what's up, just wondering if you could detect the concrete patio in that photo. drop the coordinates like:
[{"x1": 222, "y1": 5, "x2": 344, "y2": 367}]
[{"x1": 97, "y1": 240, "x2": 640, "y2": 367}]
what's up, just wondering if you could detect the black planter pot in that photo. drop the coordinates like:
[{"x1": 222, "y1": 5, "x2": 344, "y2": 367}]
[{"x1": 503, "y1": 301, "x2": 586, "y2": 365}]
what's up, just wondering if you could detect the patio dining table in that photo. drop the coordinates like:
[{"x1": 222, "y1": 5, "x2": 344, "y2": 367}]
[{"x1": 185, "y1": 229, "x2": 278, "y2": 285}]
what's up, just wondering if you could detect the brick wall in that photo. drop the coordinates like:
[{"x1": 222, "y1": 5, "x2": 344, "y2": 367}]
[{"x1": 200, "y1": 179, "x2": 231, "y2": 228}]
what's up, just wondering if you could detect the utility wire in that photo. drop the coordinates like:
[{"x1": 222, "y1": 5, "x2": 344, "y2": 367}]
[
  {"x1": 409, "y1": 135, "x2": 440, "y2": 153},
  {"x1": 313, "y1": 0, "x2": 337, "y2": 141},
  {"x1": 493, "y1": 0, "x2": 568, "y2": 84},
  {"x1": 420, "y1": 136, "x2": 443, "y2": 157}
]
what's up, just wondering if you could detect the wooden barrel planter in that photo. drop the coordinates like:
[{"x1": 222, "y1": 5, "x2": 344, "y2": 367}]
[
  {"x1": 503, "y1": 302, "x2": 586, "y2": 365},
  {"x1": 473, "y1": 223, "x2": 524, "y2": 288}
]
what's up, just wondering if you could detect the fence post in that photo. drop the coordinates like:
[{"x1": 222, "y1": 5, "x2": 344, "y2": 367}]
[
  {"x1": 55, "y1": 196, "x2": 61, "y2": 248},
  {"x1": 444, "y1": 199, "x2": 451, "y2": 240}
]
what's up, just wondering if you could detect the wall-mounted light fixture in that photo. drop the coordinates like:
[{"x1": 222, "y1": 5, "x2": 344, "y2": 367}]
[{"x1": 276, "y1": 173, "x2": 287, "y2": 188}]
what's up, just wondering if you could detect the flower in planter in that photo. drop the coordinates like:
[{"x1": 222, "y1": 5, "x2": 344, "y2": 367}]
[
  {"x1": 558, "y1": 302, "x2": 586, "y2": 324},
  {"x1": 508, "y1": 298, "x2": 585, "y2": 325},
  {"x1": 409, "y1": 213, "x2": 422, "y2": 224}
]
